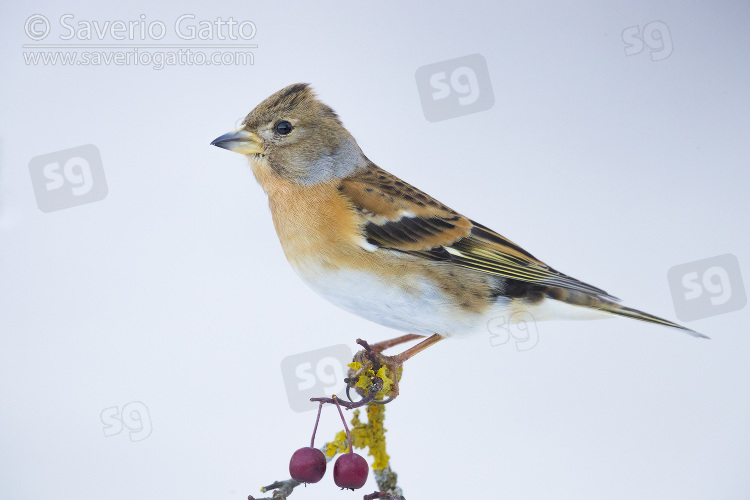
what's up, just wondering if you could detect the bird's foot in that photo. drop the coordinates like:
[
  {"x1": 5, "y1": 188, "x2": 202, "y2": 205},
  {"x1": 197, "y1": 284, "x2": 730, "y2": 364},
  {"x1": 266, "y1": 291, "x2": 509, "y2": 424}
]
[
  {"x1": 348, "y1": 339, "x2": 403, "y2": 400},
  {"x1": 348, "y1": 334, "x2": 443, "y2": 401}
]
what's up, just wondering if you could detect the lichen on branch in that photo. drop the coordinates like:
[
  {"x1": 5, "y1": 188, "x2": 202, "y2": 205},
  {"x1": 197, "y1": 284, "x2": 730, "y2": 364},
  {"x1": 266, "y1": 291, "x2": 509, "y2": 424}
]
[{"x1": 249, "y1": 340, "x2": 407, "y2": 500}]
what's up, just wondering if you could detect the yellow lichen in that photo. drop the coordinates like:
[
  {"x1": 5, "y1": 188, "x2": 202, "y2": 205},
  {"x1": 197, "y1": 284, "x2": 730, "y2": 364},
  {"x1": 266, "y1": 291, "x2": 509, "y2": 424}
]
[
  {"x1": 349, "y1": 362, "x2": 395, "y2": 401},
  {"x1": 324, "y1": 430, "x2": 350, "y2": 457},
  {"x1": 323, "y1": 405, "x2": 391, "y2": 471},
  {"x1": 375, "y1": 366, "x2": 393, "y2": 396}
]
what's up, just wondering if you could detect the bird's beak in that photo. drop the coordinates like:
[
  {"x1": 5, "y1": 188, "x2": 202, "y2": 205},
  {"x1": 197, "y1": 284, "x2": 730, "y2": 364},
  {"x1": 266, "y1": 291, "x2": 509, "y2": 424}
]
[{"x1": 210, "y1": 128, "x2": 264, "y2": 155}]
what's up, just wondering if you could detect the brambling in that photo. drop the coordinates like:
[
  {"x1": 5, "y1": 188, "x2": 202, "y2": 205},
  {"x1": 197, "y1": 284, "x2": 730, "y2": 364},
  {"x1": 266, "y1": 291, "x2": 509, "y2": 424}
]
[{"x1": 211, "y1": 83, "x2": 707, "y2": 367}]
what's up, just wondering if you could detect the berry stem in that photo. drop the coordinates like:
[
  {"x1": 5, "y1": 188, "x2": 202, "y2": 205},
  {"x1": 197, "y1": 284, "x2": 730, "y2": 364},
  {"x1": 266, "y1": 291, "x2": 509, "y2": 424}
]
[
  {"x1": 332, "y1": 396, "x2": 353, "y2": 454},
  {"x1": 310, "y1": 401, "x2": 323, "y2": 448},
  {"x1": 310, "y1": 374, "x2": 383, "y2": 409}
]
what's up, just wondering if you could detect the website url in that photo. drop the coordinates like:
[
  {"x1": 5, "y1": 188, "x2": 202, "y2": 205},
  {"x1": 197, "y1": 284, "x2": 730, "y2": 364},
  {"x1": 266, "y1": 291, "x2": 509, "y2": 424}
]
[{"x1": 23, "y1": 48, "x2": 254, "y2": 69}]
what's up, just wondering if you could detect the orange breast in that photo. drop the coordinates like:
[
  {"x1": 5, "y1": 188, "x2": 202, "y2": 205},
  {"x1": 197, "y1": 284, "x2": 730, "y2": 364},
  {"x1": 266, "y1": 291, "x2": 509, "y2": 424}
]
[{"x1": 251, "y1": 161, "x2": 362, "y2": 270}]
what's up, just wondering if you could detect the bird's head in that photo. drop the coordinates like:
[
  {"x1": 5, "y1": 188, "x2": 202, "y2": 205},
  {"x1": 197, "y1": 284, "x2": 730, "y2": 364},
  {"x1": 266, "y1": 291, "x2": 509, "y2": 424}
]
[{"x1": 211, "y1": 83, "x2": 365, "y2": 185}]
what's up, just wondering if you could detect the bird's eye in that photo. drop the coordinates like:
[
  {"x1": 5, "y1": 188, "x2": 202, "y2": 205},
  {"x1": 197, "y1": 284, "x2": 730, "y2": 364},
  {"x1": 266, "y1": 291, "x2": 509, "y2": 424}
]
[{"x1": 275, "y1": 120, "x2": 293, "y2": 135}]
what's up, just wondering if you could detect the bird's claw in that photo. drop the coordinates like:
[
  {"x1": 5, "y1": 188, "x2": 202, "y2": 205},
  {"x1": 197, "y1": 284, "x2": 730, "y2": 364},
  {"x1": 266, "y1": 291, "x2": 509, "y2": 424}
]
[{"x1": 348, "y1": 342, "x2": 403, "y2": 400}]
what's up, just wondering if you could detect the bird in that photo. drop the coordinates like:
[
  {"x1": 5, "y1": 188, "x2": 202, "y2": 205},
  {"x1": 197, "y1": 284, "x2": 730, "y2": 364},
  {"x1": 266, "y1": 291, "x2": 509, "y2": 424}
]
[{"x1": 211, "y1": 83, "x2": 707, "y2": 369}]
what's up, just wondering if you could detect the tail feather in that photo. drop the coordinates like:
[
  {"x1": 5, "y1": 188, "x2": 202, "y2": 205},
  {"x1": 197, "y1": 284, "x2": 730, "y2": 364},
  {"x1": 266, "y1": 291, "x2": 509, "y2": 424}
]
[
  {"x1": 596, "y1": 302, "x2": 710, "y2": 339},
  {"x1": 541, "y1": 287, "x2": 710, "y2": 339}
]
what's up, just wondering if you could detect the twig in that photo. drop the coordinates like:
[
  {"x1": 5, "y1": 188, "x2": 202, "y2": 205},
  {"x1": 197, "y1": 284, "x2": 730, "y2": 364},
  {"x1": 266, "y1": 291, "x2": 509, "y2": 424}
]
[
  {"x1": 311, "y1": 378, "x2": 383, "y2": 409},
  {"x1": 364, "y1": 492, "x2": 406, "y2": 500},
  {"x1": 249, "y1": 339, "x2": 407, "y2": 499}
]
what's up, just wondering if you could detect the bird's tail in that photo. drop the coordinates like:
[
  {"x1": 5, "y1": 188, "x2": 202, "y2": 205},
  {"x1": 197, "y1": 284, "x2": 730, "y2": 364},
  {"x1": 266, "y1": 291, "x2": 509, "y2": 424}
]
[
  {"x1": 541, "y1": 287, "x2": 710, "y2": 339},
  {"x1": 595, "y1": 301, "x2": 709, "y2": 339}
]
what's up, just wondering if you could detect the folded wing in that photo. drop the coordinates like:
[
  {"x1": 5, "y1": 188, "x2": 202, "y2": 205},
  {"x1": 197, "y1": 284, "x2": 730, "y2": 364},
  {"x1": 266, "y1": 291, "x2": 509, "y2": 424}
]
[{"x1": 339, "y1": 164, "x2": 618, "y2": 301}]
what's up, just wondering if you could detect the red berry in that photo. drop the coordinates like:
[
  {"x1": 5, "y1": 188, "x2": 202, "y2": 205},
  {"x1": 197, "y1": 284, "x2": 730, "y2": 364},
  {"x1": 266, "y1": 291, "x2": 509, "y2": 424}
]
[
  {"x1": 289, "y1": 447, "x2": 326, "y2": 484},
  {"x1": 333, "y1": 452, "x2": 368, "y2": 489}
]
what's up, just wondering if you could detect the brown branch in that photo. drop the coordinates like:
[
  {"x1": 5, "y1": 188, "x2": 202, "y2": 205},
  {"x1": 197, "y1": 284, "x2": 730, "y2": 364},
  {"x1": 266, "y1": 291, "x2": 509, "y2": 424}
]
[
  {"x1": 364, "y1": 492, "x2": 406, "y2": 500},
  {"x1": 249, "y1": 338, "x2": 408, "y2": 499},
  {"x1": 310, "y1": 378, "x2": 383, "y2": 409}
]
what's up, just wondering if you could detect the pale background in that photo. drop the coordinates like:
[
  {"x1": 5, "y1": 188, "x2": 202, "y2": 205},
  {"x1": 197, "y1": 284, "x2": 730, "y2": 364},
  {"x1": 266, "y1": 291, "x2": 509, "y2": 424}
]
[{"x1": 1, "y1": 1, "x2": 749, "y2": 499}]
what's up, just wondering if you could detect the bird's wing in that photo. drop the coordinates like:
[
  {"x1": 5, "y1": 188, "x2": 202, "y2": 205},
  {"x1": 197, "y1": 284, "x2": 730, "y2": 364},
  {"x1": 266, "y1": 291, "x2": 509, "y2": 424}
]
[{"x1": 339, "y1": 165, "x2": 618, "y2": 301}]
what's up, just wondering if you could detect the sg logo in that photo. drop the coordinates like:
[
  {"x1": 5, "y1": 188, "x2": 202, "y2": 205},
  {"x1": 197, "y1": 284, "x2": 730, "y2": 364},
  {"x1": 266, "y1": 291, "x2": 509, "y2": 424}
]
[
  {"x1": 280, "y1": 344, "x2": 352, "y2": 412},
  {"x1": 415, "y1": 53, "x2": 495, "y2": 122},
  {"x1": 101, "y1": 401, "x2": 152, "y2": 442},
  {"x1": 28, "y1": 144, "x2": 108, "y2": 212},
  {"x1": 430, "y1": 67, "x2": 482, "y2": 106},
  {"x1": 668, "y1": 254, "x2": 746, "y2": 322},
  {"x1": 622, "y1": 20, "x2": 673, "y2": 62},
  {"x1": 488, "y1": 312, "x2": 539, "y2": 352}
]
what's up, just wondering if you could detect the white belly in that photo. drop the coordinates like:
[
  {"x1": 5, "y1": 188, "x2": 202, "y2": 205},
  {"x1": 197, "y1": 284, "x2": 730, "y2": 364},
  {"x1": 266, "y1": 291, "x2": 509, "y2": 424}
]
[
  {"x1": 290, "y1": 261, "x2": 506, "y2": 338},
  {"x1": 288, "y1": 256, "x2": 612, "y2": 339}
]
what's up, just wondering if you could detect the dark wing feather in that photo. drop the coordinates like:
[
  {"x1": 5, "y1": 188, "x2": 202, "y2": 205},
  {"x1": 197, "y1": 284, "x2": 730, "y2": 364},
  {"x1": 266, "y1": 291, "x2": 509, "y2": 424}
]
[{"x1": 340, "y1": 164, "x2": 618, "y2": 301}]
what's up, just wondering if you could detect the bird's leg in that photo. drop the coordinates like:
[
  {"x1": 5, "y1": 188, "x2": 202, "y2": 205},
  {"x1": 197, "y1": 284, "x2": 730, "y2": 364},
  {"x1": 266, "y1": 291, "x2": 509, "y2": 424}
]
[
  {"x1": 383, "y1": 334, "x2": 443, "y2": 397},
  {"x1": 388, "y1": 333, "x2": 444, "y2": 365},
  {"x1": 369, "y1": 334, "x2": 424, "y2": 353}
]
